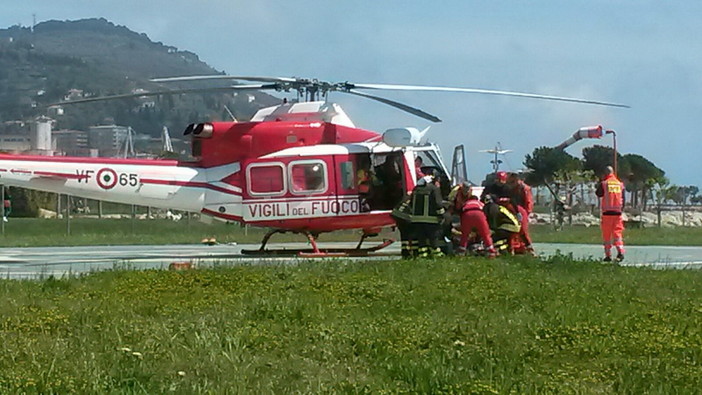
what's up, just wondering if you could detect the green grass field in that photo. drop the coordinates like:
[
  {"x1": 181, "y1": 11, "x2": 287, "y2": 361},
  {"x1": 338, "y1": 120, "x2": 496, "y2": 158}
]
[
  {"x1": 1, "y1": 217, "x2": 702, "y2": 247},
  {"x1": 530, "y1": 223, "x2": 702, "y2": 246},
  {"x1": 1, "y1": 256, "x2": 701, "y2": 393}
]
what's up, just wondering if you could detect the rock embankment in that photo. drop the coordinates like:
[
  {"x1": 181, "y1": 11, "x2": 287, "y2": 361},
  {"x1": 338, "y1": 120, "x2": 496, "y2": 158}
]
[{"x1": 532, "y1": 210, "x2": 702, "y2": 227}]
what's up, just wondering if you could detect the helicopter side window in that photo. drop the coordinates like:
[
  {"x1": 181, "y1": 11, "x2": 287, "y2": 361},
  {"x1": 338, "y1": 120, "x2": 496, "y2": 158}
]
[
  {"x1": 248, "y1": 163, "x2": 286, "y2": 196},
  {"x1": 289, "y1": 160, "x2": 327, "y2": 195}
]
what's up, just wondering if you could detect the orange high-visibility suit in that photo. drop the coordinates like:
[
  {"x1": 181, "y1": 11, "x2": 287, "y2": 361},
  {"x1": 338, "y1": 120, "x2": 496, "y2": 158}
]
[
  {"x1": 513, "y1": 180, "x2": 534, "y2": 251},
  {"x1": 459, "y1": 197, "x2": 495, "y2": 256},
  {"x1": 596, "y1": 173, "x2": 625, "y2": 259}
]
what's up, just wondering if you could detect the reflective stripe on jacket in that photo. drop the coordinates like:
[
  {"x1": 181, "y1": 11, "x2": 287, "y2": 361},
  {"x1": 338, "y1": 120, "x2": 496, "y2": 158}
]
[
  {"x1": 497, "y1": 205, "x2": 521, "y2": 233},
  {"x1": 409, "y1": 184, "x2": 444, "y2": 224},
  {"x1": 484, "y1": 202, "x2": 521, "y2": 233},
  {"x1": 391, "y1": 193, "x2": 413, "y2": 222}
]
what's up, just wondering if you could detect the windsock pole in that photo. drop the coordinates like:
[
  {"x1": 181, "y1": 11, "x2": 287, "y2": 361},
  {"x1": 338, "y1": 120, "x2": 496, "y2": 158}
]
[{"x1": 605, "y1": 129, "x2": 617, "y2": 175}]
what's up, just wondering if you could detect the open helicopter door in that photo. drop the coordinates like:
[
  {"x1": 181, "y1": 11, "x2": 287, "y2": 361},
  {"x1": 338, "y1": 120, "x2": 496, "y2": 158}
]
[
  {"x1": 338, "y1": 150, "x2": 406, "y2": 213},
  {"x1": 368, "y1": 150, "x2": 406, "y2": 211},
  {"x1": 450, "y1": 144, "x2": 467, "y2": 186}
]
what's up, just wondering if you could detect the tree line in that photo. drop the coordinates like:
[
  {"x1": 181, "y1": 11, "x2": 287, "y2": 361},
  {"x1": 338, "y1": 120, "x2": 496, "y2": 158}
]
[{"x1": 523, "y1": 145, "x2": 700, "y2": 211}]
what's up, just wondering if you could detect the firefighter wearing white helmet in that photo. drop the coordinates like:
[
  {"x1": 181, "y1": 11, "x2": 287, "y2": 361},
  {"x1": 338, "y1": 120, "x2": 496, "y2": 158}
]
[{"x1": 408, "y1": 171, "x2": 445, "y2": 258}]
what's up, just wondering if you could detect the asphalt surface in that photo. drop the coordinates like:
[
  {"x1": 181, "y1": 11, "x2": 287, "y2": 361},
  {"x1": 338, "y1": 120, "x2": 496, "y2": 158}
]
[{"x1": 2, "y1": 242, "x2": 702, "y2": 280}]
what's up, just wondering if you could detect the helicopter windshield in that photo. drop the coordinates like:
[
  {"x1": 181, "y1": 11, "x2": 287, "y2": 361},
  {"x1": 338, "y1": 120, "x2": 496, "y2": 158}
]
[
  {"x1": 413, "y1": 145, "x2": 452, "y2": 197},
  {"x1": 414, "y1": 146, "x2": 449, "y2": 178}
]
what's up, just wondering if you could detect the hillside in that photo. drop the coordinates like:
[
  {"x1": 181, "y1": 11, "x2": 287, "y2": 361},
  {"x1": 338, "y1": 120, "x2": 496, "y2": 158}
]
[{"x1": 0, "y1": 18, "x2": 278, "y2": 135}]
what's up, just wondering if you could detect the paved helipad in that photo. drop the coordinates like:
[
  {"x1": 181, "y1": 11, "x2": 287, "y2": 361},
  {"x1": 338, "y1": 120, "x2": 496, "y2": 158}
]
[{"x1": 1, "y1": 242, "x2": 701, "y2": 279}]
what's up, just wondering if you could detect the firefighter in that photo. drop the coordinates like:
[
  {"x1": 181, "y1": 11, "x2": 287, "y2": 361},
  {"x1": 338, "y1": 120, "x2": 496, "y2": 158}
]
[
  {"x1": 457, "y1": 194, "x2": 496, "y2": 257},
  {"x1": 408, "y1": 173, "x2": 445, "y2": 258},
  {"x1": 483, "y1": 195, "x2": 521, "y2": 255},
  {"x1": 481, "y1": 170, "x2": 512, "y2": 203},
  {"x1": 391, "y1": 191, "x2": 414, "y2": 259},
  {"x1": 438, "y1": 201, "x2": 456, "y2": 256},
  {"x1": 448, "y1": 181, "x2": 472, "y2": 215},
  {"x1": 507, "y1": 172, "x2": 535, "y2": 255},
  {"x1": 596, "y1": 166, "x2": 625, "y2": 262}
]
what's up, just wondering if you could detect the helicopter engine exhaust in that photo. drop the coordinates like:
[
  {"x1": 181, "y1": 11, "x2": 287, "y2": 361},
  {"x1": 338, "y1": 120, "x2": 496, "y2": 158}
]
[{"x1": 192, "y1": 123, "x2": 214, "y2": 138}]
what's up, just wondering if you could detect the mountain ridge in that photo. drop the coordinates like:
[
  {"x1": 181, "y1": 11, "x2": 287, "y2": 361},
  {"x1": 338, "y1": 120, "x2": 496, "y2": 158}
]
[{"x1": 0, "y1": 18, "x2": 276, "y2": 135}]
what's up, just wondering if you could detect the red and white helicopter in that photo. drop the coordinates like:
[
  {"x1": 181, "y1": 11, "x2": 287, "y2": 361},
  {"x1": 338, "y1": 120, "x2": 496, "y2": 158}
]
[{"x1": 0, "y1": 76, "x2": 627, "y2": 255}]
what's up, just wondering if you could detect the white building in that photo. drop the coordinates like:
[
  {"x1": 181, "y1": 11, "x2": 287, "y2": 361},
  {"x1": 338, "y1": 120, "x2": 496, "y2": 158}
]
[{"x1": 88, "y1": 125, "x2": 130, "y2": 157}]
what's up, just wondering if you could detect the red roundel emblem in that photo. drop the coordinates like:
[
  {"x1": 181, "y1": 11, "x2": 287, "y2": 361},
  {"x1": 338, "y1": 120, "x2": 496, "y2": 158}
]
[{"x1": 96, "y1": 168, "x2": 118, "y2": 190}]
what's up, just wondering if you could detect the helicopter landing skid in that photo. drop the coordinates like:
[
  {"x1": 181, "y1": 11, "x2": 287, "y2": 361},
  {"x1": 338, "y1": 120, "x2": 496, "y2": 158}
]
[{"x1": 240, "y1": 229, "x2": 395, "y2": 257}]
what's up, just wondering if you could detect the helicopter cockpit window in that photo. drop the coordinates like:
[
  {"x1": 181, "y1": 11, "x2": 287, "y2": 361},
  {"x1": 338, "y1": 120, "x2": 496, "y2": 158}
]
[
  {"x1": 289, "y1": 160, "x2": 327, "y2": 195},
  {"x1": 414, "y1": 149, "x2": 451, "y2": 198},
  {"x1": 248, "y1": 163, "x2": 286, "y2": 196}
]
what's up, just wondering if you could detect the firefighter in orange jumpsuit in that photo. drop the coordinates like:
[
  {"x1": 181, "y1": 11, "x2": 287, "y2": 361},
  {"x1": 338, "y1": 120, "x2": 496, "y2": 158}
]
[
  {"x1": 595, "y1": 166, "x2": 625, "y2": 262},
  {"x1": 507, "y1": 173, "x2": 535, "y2": 254},
  {"x1": 448, "y1": 181, "x2": 472, "y2": 215},
  {"x1": 457, "y1": 194, "x2": 496, "y2": 257}
]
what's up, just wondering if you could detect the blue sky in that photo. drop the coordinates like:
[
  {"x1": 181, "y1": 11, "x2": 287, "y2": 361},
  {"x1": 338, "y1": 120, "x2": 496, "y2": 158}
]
[{"x1": 4, "y1": 1, "x2": 701, "y2": 187}]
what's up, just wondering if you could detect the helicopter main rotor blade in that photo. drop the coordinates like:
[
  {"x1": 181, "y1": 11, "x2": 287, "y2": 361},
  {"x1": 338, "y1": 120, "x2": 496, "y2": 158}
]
[
  {"x1": 50, "y1": 84, "x2": 278, "y2": 105},
  {"x1": 350, "y1": 83, "x2": 630, "y2": 108},
  {"x1": 151, "y1": 75, "x2": 298, "y2": 83},
  {"x1": 346, "y1": 89, "x2": 442, "y2": 123}
]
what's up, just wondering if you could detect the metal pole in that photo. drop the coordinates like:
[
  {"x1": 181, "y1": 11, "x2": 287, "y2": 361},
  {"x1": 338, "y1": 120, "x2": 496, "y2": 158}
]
[
  {"x1": 606, "y1": 130, "x2": 618, "y2": 175},
  {"x1": 613, "y1": 132, "x2": 617, "y2": 176},
  {"x1": 66, "y1": 194, "x2": 71, "y2": 235},
  {"x1": 1, "y1": 185, "x2": 5, "y2": 235}
]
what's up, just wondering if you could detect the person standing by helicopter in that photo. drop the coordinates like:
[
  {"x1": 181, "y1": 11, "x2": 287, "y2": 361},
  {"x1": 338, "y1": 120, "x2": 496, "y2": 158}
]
[
  {"x1": 408, "y1": 172, "x2": 445, "y2": 258},
  {"x1": 391, "y1": 191, "x2": 415, "y2": 259},
  {"x1": 507, "y1": 172, "x2": 535, "y2": 255},
  {"x1": 448, "y1": 181, "x2": 472, "y2": 215},
  {"x1": 2, "y1": 192, "x2": 10, "y2": 222},
  {"x1": 481, "y1": 171, "x2": 512, "y2": 204},
  {"x1": 596, "y1": 166, "x2": 625, "y2": 262}
]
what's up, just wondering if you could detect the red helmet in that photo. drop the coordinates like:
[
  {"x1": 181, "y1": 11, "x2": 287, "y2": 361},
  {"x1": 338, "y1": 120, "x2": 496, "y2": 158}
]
[{"x1": 496, "y1": 171, "x2": 507, "y2": 182}]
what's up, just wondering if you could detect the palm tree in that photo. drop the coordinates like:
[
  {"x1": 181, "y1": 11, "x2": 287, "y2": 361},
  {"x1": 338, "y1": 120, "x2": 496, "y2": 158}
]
[{"x1": 652, "y1": 178, "x2": 675, "y2": 227}]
